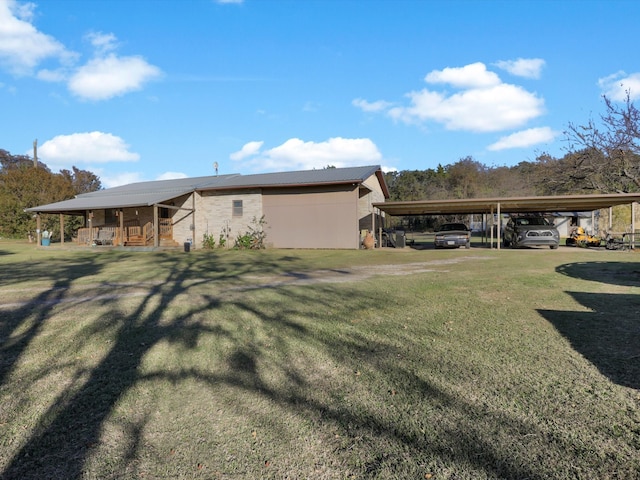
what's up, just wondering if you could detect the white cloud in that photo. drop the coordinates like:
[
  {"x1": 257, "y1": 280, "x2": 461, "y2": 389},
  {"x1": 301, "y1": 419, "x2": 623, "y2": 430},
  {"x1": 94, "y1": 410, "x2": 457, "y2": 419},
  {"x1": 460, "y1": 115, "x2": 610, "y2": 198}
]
[
  {"x1": 230, "y1": 141, "x2": 264, "y2": 160},
  {"x1": 487, "y1": 126, "x2": 557, "y2": 151},
  {"x1": 495, "y1": 58, "x2": 545, "y2": 79},
  {"x1": 232, "y1": 137, "x2": 383, "y2": 171},
  {"x1": 389, "y1": 82, "x2": 544, "y2": 132},
  {"x1": 99, "y1": 171, "x2": 145, "y2": 189},
  {"x1": 0, "y1": 2, "x2": 161, "y2": 100},
  {"x1": 85, "y1": 31, "x2": 118, "y2": 55},
  {"x1": 352, "y1": 98, "x2": 393, "y2": 112},
  {"x1": 0, "y1": 0, "x2": 76, "y2": 75},
  {"x1": 69, "y1": 53, "x2": 162, "y2": 101},
  {"x1": 424, "y1": 62, "x2": 501, "y2": 88},
  {"x1": 38, "y1": 132, "x2": 140, "y2": 167},
  {"x1": 358, "y1": 62, "x2": 545, "y2": 133},
  {"x1": 156, "y1": 171, "x2": 188, "y2": 181},
  {"x1": 598, "y1": 71, "x2": 640, "y2": 101}
]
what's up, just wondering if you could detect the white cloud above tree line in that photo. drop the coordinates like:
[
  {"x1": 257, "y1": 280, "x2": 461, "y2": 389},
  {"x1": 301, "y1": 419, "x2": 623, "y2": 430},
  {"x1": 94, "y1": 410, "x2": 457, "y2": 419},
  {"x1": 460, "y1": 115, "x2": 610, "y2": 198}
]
[
  {"x1": 487, "y1": 127, "x2": 557, "y2": 151},
  {"x1": 230, "y1": 137, "x2": 383, "y2": 171}
]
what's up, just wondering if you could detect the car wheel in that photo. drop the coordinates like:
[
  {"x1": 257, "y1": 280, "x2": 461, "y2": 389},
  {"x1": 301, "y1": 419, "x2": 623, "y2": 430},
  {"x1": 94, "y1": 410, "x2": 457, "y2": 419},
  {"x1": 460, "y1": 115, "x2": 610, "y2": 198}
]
[{"x1": 550, "y1": 244, "x2": 558, "y2": 250}]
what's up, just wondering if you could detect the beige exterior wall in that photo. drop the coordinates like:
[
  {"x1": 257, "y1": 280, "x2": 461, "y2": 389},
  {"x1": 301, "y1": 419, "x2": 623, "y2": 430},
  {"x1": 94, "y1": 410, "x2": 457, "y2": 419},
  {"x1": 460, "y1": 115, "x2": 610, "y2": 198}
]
[
  {"x1": 262, "y1": 185, "x2": 359, "y2": 249},
  {"x1": 197, "y1": 189, "x2": 263, "y2": 248},
  {"x1": 357, "y1": 173, "x2": 386, "y2": 234}
]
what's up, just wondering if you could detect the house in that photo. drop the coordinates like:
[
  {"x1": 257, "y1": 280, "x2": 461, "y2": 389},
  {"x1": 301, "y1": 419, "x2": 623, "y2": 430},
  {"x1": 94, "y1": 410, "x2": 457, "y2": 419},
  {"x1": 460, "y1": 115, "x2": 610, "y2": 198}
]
[{"x1": 26, "y1": 165, "x2": 389, "y2": 250}]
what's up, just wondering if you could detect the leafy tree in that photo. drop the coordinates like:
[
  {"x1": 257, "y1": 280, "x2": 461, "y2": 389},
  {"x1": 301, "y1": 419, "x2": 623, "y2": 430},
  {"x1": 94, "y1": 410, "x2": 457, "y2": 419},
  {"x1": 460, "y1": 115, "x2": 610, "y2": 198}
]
[
  {"x1": 60, "y1": 166, "x2": 102, "y2": 195},
  {"x1": 0, "y1": 150, "x2": 102, "y2": 239}
]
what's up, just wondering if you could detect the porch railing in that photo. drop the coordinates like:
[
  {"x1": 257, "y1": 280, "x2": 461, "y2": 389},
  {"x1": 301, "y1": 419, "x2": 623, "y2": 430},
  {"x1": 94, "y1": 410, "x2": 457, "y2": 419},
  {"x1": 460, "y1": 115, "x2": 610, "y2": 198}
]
[
  {"x1": 159, "y1": 218, "x2": 172, "y2": 237},
  {"x1": 76, "y1": 220, "x2": 170, "y2": 247}
]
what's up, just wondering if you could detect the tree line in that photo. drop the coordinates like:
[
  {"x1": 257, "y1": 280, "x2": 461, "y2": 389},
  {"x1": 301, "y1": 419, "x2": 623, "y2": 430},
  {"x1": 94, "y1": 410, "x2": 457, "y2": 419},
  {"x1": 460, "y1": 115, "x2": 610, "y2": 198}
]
[
  {"x1": 1, "y1": 94, "x2": 638, "y2": 239},
  {"x1": 0, "y1": 150, "x2": 101, "y2": 240}
]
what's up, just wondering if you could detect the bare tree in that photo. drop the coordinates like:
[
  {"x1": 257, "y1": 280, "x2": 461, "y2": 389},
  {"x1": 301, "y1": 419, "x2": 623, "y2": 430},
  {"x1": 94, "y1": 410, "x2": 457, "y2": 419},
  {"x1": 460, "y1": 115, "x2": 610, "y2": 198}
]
[{"x1": 564, "y1": 92, "x2": 640, "y2": 193}]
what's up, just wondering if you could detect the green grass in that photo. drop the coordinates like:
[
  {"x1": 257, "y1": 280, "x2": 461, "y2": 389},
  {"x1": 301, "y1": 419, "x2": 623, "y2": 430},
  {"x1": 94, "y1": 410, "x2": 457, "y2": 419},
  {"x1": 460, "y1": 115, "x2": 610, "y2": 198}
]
[{"x1": 1, "y1": 239, "x2": 639, "y2": 479}]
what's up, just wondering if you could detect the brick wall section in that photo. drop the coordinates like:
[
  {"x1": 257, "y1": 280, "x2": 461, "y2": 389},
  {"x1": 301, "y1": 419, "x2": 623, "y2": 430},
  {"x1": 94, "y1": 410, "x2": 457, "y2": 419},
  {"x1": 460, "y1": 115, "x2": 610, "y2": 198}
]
[{"x1": 196, "y1": 189, "x2": 263, "y2": 248}]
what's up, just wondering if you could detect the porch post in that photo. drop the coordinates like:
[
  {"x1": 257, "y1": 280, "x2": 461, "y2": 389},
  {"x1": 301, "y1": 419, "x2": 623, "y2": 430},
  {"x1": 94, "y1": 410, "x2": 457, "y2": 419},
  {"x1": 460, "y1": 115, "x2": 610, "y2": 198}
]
[
  {"x1": 36, "y1": 214, "x2": 41, "y2": 246},
  {"x1": 119, "y1": 209, "x2": 124, "y2": 246},
  {"x1": 371, "y1": 209, "x2": 375, "y2": 248},
  {"x1": 153, "y1": 205, "x2": 159, "y2": 248},
  {"x1": 59, "y1": 213, "x2": 64, "y2": 245}
]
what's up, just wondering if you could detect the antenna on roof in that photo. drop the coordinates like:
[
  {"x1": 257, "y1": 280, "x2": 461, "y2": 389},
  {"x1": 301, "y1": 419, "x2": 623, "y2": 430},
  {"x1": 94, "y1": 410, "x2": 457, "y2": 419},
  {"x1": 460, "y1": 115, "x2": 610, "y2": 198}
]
[{"x1": 213, "y1": 162, "x2": 218, "y2": 176}]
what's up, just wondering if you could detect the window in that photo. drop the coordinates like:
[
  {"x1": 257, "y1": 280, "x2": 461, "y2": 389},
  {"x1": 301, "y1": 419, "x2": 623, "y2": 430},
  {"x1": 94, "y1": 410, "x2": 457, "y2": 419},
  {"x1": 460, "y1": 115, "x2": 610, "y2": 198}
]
[
  {"x1": 105, "y1": 209, "x2": 117, "y2": 225},
  {"x1": 232, "y1": 200, "x2": 243, "y2": 217}
]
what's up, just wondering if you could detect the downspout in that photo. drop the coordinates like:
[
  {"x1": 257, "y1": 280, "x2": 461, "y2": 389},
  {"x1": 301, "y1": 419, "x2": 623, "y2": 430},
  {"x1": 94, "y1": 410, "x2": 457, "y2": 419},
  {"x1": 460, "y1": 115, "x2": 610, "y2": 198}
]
[{"x1": 192, "y1": 192, "x2": 196, "y2": 250}]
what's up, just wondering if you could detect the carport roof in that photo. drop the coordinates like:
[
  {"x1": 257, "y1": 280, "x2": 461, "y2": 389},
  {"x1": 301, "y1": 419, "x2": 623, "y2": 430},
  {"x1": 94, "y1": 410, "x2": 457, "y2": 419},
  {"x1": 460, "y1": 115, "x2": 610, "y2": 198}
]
[{"x1": 373, "y1": 193, "x2": 640, "y2": 216}]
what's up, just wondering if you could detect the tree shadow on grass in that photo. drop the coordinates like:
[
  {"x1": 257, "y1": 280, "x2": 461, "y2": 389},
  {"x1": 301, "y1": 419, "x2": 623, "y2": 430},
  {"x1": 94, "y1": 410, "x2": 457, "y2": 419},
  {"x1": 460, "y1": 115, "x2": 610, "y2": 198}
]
[
  {"x1": 1, "y1": 251, "x2": 295, "y2": 479},
  {"x1": 546, "y1": 261, "x2": 640, "y2": 389},
  {"x1": 1, "y1": 253, "x2": 636, "y2": 478},
  {"x1": 556, "y1": 260, "x2": 640, "y2": 288},
  {"x1": 0, "y1": 254, "x2": 105, "y2": 387},
  {"x1": 538, "y1": 291, "x2": 640, "y2": 390}
]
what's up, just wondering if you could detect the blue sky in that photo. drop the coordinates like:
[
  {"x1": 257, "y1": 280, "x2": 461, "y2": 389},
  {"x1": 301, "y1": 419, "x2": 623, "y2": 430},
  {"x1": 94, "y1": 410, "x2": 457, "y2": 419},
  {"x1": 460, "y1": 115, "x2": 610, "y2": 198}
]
[{"x1": 2, "y1": 0, "x2": 639, "y2": 188}]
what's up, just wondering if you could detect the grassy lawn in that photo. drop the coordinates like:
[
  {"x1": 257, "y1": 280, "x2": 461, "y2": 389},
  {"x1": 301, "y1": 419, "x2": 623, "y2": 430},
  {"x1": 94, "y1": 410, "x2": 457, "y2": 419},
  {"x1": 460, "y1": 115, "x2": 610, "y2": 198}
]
[{"x1": 0, "y1": 240, "x2": 639, "y2": 479}]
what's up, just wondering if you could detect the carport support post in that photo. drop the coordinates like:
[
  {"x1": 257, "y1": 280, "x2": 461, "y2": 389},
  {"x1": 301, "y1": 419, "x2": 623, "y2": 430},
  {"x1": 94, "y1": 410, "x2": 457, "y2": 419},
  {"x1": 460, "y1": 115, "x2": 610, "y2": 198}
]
[
  {"x1": 496, "y1": 202, "x2": 501, "y2": 250},
  {"x1": 632, "y1": 202, "x2": 637, "y2": 249},
  {"x1": 490, "y1": 206, "x2": 494, "y2": 248}
]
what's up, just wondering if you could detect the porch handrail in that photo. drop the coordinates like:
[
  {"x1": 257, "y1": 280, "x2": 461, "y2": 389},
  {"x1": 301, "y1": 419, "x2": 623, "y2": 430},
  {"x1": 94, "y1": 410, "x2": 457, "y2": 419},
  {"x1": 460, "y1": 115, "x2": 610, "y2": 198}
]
[{"x1": 143, "y1": 222, "x2": 154, "y2": 244}]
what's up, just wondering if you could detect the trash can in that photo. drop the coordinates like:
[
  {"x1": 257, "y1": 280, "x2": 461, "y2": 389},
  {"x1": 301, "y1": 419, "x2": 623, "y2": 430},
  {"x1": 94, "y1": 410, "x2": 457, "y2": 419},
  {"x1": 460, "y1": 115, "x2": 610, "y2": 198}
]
[
  {"x1": 395, "y1": 231, "x2": 405, "y2": 248},
  {"x1": 184, "y1": 242, "x2": 191, "y2": 252},
  {"x1": 41, "y1": 238, "x2": 50, "y2": 246}
]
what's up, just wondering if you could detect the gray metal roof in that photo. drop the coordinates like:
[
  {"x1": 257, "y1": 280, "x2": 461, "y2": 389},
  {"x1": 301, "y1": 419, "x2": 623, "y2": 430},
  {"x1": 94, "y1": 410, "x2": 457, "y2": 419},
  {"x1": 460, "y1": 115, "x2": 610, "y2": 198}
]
[{"x1": 27, "y1": 165, "x2": 385, "y2": 214}]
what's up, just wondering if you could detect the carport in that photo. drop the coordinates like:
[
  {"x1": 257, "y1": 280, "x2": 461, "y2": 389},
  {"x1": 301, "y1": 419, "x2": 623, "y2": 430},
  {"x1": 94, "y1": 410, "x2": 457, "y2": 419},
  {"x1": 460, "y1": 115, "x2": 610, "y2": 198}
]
[{"x1": 373, "y1": 193, "x2": 640, "y2": 249}]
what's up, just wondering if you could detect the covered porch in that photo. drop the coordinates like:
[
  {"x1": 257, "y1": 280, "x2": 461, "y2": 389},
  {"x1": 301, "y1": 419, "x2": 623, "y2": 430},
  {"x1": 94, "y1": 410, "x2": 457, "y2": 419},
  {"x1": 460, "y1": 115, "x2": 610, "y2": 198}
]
[{"x1": 32, "y1": 202, "x2": 191, "y2": 249}]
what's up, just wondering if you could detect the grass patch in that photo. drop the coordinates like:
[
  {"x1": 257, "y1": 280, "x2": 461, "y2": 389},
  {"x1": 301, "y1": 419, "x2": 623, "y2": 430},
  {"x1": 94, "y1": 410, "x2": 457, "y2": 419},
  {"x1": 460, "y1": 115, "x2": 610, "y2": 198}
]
[{"x1": 1, "y1": 240, "x2": 639, "y2": 479}]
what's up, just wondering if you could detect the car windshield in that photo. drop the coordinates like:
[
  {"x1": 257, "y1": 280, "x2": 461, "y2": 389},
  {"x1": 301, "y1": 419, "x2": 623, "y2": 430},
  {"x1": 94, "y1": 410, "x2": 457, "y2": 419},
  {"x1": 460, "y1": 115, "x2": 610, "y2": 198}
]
[
  {"x1": 514, "y1": 217, "x2": 549, "y2": 226},
  {"x1": 439, "y1": 224, "x2": 467, "y2": 231}
]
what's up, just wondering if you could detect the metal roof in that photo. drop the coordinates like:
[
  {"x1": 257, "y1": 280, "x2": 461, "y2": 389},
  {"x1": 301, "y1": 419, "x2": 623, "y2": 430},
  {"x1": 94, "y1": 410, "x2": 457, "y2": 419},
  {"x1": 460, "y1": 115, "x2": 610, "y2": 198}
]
[
  {"x1": 27, "y1": 165, "x2": 387, "y2": 214},
  {"x1": 373, "y1": 193, "x2": 640, "y2": 216}
]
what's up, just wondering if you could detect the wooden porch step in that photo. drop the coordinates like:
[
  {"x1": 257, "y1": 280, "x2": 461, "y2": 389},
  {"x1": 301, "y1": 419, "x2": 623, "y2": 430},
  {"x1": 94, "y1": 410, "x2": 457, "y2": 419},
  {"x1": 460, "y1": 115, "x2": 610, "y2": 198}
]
[{"x1": 124, "y1": 235, "x2": 148, "y2": 247}]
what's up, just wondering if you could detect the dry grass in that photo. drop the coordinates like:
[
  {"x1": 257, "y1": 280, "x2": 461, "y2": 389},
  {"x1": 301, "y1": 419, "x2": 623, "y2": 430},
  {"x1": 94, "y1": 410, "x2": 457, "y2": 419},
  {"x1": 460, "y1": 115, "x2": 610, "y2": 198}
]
[{"x1": 1, "y1": 240, "x2": 639, "y2": 479}]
